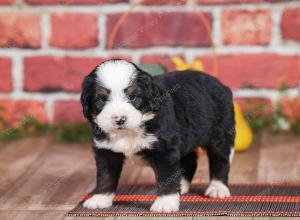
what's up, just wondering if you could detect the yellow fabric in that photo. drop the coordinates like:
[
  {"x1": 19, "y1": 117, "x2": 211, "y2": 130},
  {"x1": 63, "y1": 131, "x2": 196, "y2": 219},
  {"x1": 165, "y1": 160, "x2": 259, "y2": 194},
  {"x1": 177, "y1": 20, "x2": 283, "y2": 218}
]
[{"x1": 233, "y1": 102, "x2": 253, "y2": 152}]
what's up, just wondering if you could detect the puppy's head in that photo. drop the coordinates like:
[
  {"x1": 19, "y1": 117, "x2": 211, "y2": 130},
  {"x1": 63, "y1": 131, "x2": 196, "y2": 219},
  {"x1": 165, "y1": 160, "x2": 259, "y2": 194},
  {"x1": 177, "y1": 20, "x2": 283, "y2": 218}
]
[{"x1": 81, "y1": 59, "x2": 163, "y2": 133}]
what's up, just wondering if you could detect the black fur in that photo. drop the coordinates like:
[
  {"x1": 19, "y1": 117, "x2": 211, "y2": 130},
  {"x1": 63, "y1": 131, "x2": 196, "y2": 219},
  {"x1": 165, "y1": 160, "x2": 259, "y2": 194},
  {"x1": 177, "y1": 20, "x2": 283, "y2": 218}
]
[
  {"x1": 92, "y1": 148, "x2": 124, "y2": 194},
  {"x1": 81, "y1": 60, "x2": 235, "y2": 198}
]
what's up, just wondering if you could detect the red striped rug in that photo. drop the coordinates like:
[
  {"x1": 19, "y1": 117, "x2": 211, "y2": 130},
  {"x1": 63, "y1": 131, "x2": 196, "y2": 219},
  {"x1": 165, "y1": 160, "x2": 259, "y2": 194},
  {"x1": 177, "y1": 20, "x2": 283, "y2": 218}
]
[{"x1": 67, "y1": 183, "x2": 300, "y2": 217}]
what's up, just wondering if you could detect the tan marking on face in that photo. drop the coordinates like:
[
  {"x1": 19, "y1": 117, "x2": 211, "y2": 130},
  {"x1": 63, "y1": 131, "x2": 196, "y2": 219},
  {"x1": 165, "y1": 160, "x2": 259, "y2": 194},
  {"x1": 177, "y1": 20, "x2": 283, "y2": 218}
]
[
  {"x1": 125, "y1": 85, "x2": 136, "y2": 96},
  {"x1": 99, "y1": 87, "x2": 109, "y2": 96}
]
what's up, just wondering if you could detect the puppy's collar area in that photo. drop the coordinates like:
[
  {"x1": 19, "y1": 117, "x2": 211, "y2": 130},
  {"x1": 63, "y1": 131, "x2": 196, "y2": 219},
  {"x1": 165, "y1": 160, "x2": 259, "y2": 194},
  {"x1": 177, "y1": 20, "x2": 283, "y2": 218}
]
[{"x1": 93, "y1": 126, "x2": 158, "y2": 156}]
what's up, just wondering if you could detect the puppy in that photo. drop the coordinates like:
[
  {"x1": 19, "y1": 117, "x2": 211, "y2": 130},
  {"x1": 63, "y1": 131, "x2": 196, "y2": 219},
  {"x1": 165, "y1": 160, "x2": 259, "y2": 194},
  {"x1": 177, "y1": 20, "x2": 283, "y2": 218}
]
[{"x1": 80, "y1": 59, "x2": 235, "y2": 212}]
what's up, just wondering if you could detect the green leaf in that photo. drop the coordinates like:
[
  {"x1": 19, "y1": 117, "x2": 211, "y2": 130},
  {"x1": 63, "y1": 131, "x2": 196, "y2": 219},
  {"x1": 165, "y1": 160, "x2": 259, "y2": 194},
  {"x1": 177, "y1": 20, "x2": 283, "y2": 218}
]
[
  {"x1": 0, "y1": 128, "x2": 21, "y2": 141},
  {"x1": 290, "y1": 121, "x2": 300, "y2": 135},
  {"x1": 278, "y1": 80, "x2": 288, "y2": 93},
  {"x1": 138, "y1": 64, "x2": 168, "y2": 76},
  {"x1": 53, "y1": 123, "x2": 91, "y2": 143}
]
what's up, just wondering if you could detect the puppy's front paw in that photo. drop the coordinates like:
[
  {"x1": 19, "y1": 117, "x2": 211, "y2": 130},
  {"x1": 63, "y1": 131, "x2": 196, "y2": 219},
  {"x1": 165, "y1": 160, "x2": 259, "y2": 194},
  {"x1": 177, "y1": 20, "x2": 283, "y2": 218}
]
[
  {"x1": 150, "y1": 193, "x2": 180, "y2": 212},
  {"x1": 205, "y1": 180, "x2": 230, "y2": 199},
  {"x1": 83, "y1": 194, "x2": 115, "y2": 209}
]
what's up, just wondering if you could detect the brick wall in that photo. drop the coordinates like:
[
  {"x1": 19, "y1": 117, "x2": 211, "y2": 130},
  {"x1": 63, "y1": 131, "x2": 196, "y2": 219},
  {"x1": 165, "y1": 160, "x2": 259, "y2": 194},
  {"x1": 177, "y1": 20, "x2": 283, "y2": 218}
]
[{"x1": 0, "y1": 0, "x2": 299, "y2": 125}]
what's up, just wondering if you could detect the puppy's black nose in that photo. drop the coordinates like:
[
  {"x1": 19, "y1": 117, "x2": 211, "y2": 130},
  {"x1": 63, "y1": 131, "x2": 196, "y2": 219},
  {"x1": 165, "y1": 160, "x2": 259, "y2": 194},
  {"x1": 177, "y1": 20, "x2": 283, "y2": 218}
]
[{"x1": 114, "y1": 116, "x2": 127, "y2": 126}]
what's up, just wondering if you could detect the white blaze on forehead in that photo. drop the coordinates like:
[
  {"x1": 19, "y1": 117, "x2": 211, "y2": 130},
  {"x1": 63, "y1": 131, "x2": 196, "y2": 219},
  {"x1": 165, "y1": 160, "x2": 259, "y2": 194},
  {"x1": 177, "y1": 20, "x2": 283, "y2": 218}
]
[
  {"x1": 96, "y1": 60, "x2": 136, "y2": 91},
  {"x1": 94, "y1": 60, "x2": 143, "y2": 135}
]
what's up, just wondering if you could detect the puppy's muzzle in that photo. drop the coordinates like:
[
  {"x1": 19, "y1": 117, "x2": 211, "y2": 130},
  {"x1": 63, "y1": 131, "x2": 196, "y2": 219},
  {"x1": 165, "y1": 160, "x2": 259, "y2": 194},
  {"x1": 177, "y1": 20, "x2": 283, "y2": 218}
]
[{"x1": 113, "y1": 115, "x2": 127, "y2": 126}]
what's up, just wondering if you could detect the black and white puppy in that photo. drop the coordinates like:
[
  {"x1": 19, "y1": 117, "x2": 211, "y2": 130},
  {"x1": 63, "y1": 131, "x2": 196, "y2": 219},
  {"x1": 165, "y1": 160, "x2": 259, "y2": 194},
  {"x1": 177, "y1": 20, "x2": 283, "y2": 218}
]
[{"x1": 80, "y1": 59, "x2": 235, "y2": 212}]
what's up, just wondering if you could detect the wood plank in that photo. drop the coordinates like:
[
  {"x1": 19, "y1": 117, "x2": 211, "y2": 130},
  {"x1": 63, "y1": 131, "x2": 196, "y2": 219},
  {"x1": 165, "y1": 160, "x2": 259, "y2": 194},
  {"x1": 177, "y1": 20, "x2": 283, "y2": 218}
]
[
  {"x1": 120, "y1": 161, "x2": 155, "y2": 183},
  {"x1": 0, "y1": 211, "x2": 66, "y2": 220},
  {"x1": 0, "y1": 138, "x2": 94, "y2": 211},
  {"x1": 257, "y1": 132, "x2": 300, "y2": 183},
  {"x1": 0, "y1": 133, "x2": 299, "y2": 220},
  {"x1": 229, "y1": 134, "x2": 261, "y2": 183},
  {"x1": 0, "y1": 138, "x2": 48, "y2": 195}
]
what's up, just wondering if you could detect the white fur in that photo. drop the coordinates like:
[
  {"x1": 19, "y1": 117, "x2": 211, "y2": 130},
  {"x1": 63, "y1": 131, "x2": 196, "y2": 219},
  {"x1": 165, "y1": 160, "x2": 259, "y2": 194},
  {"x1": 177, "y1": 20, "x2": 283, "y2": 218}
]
[
  {"x1": 83, "y1": 193, "x2": 115, "y2": 209},
  {"x1": 95, "y1": 100, "x2": 143, "y2": 133},
  {"x1": 95, "y1": 60, "x2": 141, "y2": 133},
  {"x1": 141, "y1": 112, "x2": 155, "y2": 122},
  {"x1": 180, "y1": 178, "x2": 190, "y2": 194},
  {"x1": 96, "y1": 60, "x2": 136, "y2": 91},
  {"x1": 229, "y1": 147, "x2": 235, "y2": 164},
  {"x1": 205, "y1": 179, "x2": 231, "y2": 199},
  {"x1": 150, "y1": 193, "x2": 180, "y2": 212},
  {"x1": 93, "y1": 60, "x2": 158, "y2": 156},
  {"x1": 93, "y1": 129, "x2": 157, "y2": 156}
]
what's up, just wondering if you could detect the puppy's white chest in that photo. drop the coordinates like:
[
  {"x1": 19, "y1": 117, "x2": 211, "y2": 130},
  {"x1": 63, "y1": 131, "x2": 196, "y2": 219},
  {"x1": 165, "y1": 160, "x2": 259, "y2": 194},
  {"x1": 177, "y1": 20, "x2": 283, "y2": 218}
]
[{"x1": 93, "y1": 129, "x2": 157, "y2": 156}]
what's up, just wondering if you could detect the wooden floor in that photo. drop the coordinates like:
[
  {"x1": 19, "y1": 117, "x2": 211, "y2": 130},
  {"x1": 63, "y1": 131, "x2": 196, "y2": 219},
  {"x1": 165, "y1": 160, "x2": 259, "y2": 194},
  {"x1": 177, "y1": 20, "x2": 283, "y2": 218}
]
[{"x1": 0, "y1": 133, "x2": 299, "y2": 220}]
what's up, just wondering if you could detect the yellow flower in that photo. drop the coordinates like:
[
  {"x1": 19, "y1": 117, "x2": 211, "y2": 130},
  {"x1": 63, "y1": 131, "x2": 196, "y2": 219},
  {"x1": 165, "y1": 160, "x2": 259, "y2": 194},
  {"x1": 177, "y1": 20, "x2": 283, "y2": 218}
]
[{"x1": 171, "y1": 56, "x2": 204, "y2": 71}]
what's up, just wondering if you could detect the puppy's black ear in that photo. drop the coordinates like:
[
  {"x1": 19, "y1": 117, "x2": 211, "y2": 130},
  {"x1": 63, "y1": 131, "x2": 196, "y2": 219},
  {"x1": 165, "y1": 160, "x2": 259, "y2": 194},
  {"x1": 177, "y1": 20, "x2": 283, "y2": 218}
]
[
  {"x1": 80, "y1": 74, "x2": 95, "y2": 121},
  {"x1": 150, "y1": 80, "x2": 164, "y2": 112},
  {"x1": 137, "y1": 72, "x2": 164, "y2": 113}
]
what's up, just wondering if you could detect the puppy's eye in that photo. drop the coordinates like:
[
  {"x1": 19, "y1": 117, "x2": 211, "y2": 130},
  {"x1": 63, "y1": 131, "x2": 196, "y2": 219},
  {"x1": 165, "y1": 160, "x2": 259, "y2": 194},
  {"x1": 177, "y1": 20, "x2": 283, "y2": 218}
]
[
  {"x1": 96, "y1": 96, "x2": 106, "y2": 104},
  {"x1": 129, "y1": 95, "x2": 137, "y2": 102}
]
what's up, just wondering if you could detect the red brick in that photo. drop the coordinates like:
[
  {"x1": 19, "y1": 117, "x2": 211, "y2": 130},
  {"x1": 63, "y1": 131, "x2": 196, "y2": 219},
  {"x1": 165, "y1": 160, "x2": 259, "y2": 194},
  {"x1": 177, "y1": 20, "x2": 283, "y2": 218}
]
[
  {"x1": 53, "y1": 100, "x2": 84, "y2": 124},
  {"x1": 280, "y1": 96, "x2": 300, "y2": 123},
  {"x1": 106, "y1": 12, "x2": 212, "y2": 48},
  {"x1": 50, "y1": 13, "x2": 98, "y2": 49},
  {"x1": 24, "y1": 56, "x2": 130, "y2": 93},
  {"x1": 265, "y1": 0, "x2": 293, "y2": 2},
  {"x1": 281, "y1": 8, "x2": 300, "y2": 42},
  {"x1": 235, "y1": 98, "x2": 272, "y2": 116},
  {"x1": 221, "y1": 10, "x2": 271, "y2": 45},
  {"x1": 24, "y1": 56, "x2": 101, "y2": 93},
  {"x1": 198, "y1": 0, "x2": 261, "y2": 4},
  {"x1": 198, "y1": 54, "x2": 299, "y2": 89},
  {"x1": 0, "y1": 0, "x2": 14, "y2": 4},
  {"x1": 0, "y1": 99, "x2": 47, "y2": 128},
  {"x1": 142, "y1": 0, "x2": 186, "y2": 5},
  {"x1": 26, "y1": 0, "x2": 127, "y2": 4},
  {"x1": 0, "y1": 13, "x2": 40, "y2": 48},
  {"x1": 140, "y1": 55, "x2": 184, "y2": 71},
  {"x1": 0, "y1": 58, "x2": 12, "y2": 92}
]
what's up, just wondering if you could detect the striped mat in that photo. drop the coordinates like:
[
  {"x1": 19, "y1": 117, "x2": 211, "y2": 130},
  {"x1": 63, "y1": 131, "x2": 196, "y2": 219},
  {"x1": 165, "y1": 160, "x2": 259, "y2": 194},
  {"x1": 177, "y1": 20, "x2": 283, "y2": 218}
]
[{"x1": 67, "y1": 183, "x2": 300, "y2": 217}]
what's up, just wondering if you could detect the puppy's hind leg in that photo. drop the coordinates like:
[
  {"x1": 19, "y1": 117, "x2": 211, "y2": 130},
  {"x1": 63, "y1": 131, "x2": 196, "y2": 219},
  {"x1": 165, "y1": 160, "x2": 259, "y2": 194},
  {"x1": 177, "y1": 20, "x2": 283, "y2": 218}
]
[
  {"x1": 180, "y1": 151, "x2": 198, "y2": 194},
  {"x1": 205, "y1": 144, "x2": 232, "y2": 199}
]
